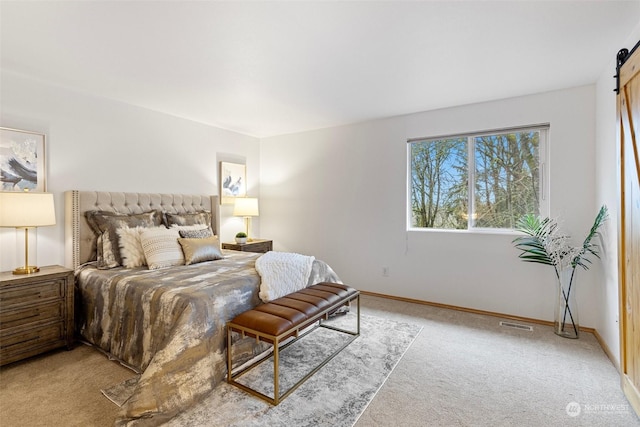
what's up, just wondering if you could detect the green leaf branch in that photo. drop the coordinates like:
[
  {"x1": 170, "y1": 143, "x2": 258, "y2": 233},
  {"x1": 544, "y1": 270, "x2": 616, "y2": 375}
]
[{"x1": 512, "y1": 205, "x2": 609, "y2": 336}]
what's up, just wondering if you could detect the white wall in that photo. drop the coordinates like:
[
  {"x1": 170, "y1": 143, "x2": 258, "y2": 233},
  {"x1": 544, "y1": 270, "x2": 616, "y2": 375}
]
[
  {"x1": 594, "y1": 22, "x2": 640, "y2": 368},
  {"x1": 0, "y1": 71, "x2": 260, "y2": 272},
  {"x1": 0, "y1": 48, "x2": 628, "y2": 340},
  {"x1": 261, "y1": 86, "x2": 602, "y2": 326}
]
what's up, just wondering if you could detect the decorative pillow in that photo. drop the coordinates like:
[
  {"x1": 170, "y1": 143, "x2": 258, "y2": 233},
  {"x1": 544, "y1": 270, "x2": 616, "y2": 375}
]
[
  {"x1": 139, "y1": 227, "x2": 184, "y2": 270},
  {"x1": 178, "y1": 227, "x2": 213, "y2": 239},
  {"x1": 86, "y1": 210, "x2": 163, "y2": 269},
  {"x1": 95, "y1": 232, "x2": 118, "y2": 269},
  {"x1": 170, "y1": 223, "x2": 209, "y2": 231},
  {"x1": 178, "y1": 236, "x2": 223, "y2": 265},
  {"x1": 117, "y1": 226, "x2": 166, "y2": 268},
  {"x1": 164, "y1": 211, "x2": 211, "y2": 227}
]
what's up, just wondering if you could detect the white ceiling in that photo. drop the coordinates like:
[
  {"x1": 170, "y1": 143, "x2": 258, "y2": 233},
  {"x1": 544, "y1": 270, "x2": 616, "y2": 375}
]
[{"x1": 1, "y1": 1, "x2": 639, "y2": 138}]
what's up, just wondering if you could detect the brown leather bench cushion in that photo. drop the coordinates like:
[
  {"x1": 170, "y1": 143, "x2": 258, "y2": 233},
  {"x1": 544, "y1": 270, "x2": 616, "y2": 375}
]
[{"x1": 230, "y1": 282, "x2": 358, "y2": 338}]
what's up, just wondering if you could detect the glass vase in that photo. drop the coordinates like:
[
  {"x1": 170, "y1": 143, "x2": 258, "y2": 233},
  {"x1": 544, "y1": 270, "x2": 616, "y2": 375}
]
[{"x1": 555, "y1": 267, "x2": 579, "y2": 339}]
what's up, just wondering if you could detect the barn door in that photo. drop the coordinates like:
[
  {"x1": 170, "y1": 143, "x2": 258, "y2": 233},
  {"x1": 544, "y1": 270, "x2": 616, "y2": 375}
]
[{"x1": 617, "y1": 43, "x2": 640, "y2": 417}]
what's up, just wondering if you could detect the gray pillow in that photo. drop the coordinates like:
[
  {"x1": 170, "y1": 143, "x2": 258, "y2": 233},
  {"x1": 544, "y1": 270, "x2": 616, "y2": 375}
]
[
  {"x1": 178, "y1": 227, "x2": 213, "y2": 239},
  {"x1": 164, "y1": 211, "x2": 211, "y2": 227},
  {"x1": 86, "y1": 210, "x2": 163, "y2": 269}
]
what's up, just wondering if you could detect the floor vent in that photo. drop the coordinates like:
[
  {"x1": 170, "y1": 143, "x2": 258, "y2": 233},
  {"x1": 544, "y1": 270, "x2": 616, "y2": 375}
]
[{"x1": 499, "y1": 321, "x2": 533, "y2": 331}]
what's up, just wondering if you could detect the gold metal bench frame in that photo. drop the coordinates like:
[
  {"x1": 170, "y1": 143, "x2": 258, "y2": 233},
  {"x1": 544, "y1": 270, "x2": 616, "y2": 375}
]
[{"x1": 226, "y1": 291, "x2": 360, "y2": 405}]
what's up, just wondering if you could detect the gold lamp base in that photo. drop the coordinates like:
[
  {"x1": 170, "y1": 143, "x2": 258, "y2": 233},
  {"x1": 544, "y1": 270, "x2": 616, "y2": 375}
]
[
  {"x1": 13, "y1": 266, "x2": 40, "y2": 275},
  {"x1": 13, "y1": 227, "x2": 41, "y2": 275},
  {"x1": 244, "y1": 217, "x2": 254, "y2": 242}
]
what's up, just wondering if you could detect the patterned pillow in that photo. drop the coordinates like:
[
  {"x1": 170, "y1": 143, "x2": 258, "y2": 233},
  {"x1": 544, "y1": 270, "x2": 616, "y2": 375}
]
[
  {"x1": 139, "y1": 227, "x2": 184, "y2": 270},
  {"x1": 86, "y1": 210, "x2": 163, "y2": 269},
  {"x1": 178, "y1": 227, "x2": 213, "y2": 239},
  {"x1": 164, "y1": 211, "x2": 211, "y2": 227},
  {"x1": 178, "y1": 236, "x2": 223, "y2": 265},
  {"x1": 117, "y1": 226, "x2": 166, "y2": 268},
  {"x1": 94, "y1": 232, "x2": 118, "y2": 269}
]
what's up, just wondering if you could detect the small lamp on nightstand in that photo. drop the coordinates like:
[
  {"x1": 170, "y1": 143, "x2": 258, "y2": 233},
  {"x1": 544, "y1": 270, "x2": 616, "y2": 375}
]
[
  {"x1": 0, "y1": 191, "x2": 56, "y2": 274},
  {"x1": 233, "y1": 197, "x2": 259, "y2": 242}
]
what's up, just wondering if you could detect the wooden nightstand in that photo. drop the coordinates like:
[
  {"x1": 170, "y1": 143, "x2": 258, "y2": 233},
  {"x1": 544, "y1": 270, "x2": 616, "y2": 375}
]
[
  {"x1": 0, "y1": 265, "x2": 74, "y2": 366},
  {"x1": 222, "y1": 239, "x2": 273, "y2": 253}
]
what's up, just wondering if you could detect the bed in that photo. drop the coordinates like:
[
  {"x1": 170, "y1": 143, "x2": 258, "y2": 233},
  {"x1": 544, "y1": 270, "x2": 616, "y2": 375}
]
[{"x1": 64, "y1": 191, "x2": 341, "y2": 426}]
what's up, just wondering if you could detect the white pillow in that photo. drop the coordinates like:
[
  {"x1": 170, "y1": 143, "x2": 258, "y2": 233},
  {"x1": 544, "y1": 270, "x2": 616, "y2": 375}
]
[
  {"x1": 117, "y1": 226, "x2": 146, "y2": 268},
  {"x1": 139, "y1": 227, "x2": 184, "y2": 270},
  {"x1": 117, "y1": 226, "x2": 167, "y2": 268}
]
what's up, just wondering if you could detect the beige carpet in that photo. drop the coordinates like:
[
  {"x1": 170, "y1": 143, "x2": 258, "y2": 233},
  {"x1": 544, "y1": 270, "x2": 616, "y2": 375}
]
[
  {"x1": 357, "y1": 296, "x2": 640, "y2": 427},
  {"x1": 0, "y1": 342, "x2": 131, "y2": 427},
  {"x1": 1, "y1": 294, "x2": 638, "y2": 427}
]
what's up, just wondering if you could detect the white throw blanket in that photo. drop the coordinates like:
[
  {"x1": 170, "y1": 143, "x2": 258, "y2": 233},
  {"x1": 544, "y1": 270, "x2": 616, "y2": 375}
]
[{"x1": 255, "y1": 251, "x2": 315, "y2": 302}]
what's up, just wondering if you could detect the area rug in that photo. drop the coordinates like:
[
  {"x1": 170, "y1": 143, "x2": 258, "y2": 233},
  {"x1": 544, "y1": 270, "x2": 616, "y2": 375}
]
[{"x1": 103, "y1": 312, "x2": 421, "y2": 427}]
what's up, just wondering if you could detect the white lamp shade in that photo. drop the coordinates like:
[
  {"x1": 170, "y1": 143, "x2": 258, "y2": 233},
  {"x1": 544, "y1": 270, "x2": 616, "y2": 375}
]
[
  {"x1": 0, "y1": 192, "x2": 56, "y2": 227},
  {"x1": 233, "y1": 197, "x2": 259, "y2": 217}
]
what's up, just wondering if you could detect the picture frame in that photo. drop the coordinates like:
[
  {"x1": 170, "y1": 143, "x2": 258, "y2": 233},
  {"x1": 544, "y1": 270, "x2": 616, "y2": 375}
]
[
  {"x1": 220, "y1": 161, "x2": 246, "y2": 204},
  {"x1": 0, "y1": 127, "x2": 46, "y2": 192}
]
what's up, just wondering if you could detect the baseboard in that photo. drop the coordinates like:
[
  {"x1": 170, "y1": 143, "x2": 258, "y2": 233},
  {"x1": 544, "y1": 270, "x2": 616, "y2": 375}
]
[
  {"x1": 362, "y1": 290, "x2": 556, "y2": 327},
  {"x1": 592, "y1": 329, "x2": 620, "y2": 372},
  {"x1": 360, "y1": 290, "x2": 603, "y2": 337}
]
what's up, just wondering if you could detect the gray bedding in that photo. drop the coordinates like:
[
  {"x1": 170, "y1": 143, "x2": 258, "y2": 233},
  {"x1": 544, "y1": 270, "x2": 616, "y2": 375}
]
[{"x1": 76, "y1": 250, "x2": 341, "y2": 426}]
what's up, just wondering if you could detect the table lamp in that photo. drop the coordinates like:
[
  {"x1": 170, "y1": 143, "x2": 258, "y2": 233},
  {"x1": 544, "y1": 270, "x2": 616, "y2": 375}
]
[
  {"x1": 233, "y1": 197, "x2": 259, "y2": 241},
  {"x1": 0, "y1": 191, "x2": 56, "y2": 274}
]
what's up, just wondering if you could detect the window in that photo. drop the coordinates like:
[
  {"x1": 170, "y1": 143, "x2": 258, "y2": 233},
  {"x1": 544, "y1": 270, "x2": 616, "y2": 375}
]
[{"x1": 408, "y1": 125, "x2": 548, "y2": 231}]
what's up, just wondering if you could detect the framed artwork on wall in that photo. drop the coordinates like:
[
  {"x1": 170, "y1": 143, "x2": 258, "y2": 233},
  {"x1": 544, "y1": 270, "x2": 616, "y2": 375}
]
[
  {"x1": 0, "y1": 127, "x2": 46, "y2": 192},
  {"x1": 220, "y1": 161, "x2": 246, "y2": 204}
]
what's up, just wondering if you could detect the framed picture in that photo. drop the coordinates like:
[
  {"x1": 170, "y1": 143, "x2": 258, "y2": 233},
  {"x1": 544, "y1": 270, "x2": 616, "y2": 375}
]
[
  {"x1": 0, "y1": 127, "x2": 46, "y2": 192},
  {"x1": 220, "y1": 161, "x2": 246, "y2": 204}
]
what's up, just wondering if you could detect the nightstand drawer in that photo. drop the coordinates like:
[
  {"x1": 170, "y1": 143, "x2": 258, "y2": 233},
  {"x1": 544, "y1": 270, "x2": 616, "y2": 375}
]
[
  {"x1": 0, "y1": 279, "x2": 65, "y2": 307},
  {"x1": 0, "y1": 266, "x2": 74, "y2": 366},
  {"x1": 222, "y1": 239, "x2": 273, "y2": 253},
  {"x1": 0, "y1": 322, "x2": 65, "y2": 363},
  {"x1": 0, "y1": 301, "x2": 64, "y2": 330},
  {"x1": 243, "y1": 241, "x2": 272, "y2": 253}
]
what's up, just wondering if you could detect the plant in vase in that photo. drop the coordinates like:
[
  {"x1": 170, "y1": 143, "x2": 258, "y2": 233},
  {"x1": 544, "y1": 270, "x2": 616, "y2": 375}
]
[
  {"x1": 235, "y1": 232, "x2": 247, "y2": 244},
  {"x1": 512, "y1": 205, "x2": 608, "y2": 338}
]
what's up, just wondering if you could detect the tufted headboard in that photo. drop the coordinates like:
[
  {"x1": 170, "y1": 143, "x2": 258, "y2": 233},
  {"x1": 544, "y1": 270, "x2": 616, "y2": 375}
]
[{"x1": 64, "y1": 190, "x2": 220, "y2": 269}]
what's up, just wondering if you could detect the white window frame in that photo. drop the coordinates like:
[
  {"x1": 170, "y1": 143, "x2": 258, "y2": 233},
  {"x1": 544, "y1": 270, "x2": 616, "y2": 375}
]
[{"x1": 407, "y1": 124, "x2": 550, "y2": 233}]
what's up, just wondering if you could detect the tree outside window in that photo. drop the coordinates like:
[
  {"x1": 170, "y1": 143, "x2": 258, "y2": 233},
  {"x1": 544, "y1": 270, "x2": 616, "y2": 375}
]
[{"x1": 409, "y1": 126, "x2": 547, "y2": 231}]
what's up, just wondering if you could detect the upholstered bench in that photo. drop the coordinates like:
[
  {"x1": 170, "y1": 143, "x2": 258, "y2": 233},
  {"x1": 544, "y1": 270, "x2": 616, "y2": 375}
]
[{"x1": 226, "y1": 282, "x2": 360, "y2": 405}]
